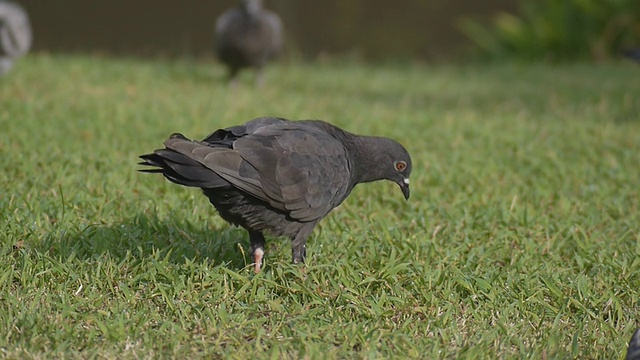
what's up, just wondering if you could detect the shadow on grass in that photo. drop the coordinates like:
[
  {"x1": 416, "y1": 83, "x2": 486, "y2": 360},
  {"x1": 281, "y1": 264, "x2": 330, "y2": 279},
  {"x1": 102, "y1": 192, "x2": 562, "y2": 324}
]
[{"x1": 37, "y1": 213, "x2": 251, "y2": 269}]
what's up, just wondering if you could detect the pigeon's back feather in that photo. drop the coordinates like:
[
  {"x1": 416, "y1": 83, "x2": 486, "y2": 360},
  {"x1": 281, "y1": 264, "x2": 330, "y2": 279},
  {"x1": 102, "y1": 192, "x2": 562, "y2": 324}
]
[
  {"x1": 231, "y1": 126, "x2": 352, "y2": 221},
  {"x1": 143, "y1": 118, "x2": 353, "y2": 223}
]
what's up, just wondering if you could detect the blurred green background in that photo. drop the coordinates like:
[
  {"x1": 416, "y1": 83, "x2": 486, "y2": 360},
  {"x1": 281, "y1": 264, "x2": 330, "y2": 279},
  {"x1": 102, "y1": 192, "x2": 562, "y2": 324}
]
[{"x1": 18, "y1": 0, "x2": 639, "y2": 62}]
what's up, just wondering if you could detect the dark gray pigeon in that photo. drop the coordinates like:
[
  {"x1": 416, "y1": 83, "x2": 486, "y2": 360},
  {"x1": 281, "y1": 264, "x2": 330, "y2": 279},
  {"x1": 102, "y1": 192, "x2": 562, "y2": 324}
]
[
  {"x1": 628, "y1": 328, "x2": 640, "y2": 360},
  {"x1": 139, "y1": 117, "x2": 412, "y2": 272},
  {"x1": 214, "y1": 0, "x2": 283, "y2": 85},
  {"x1": 0, "y1": 0, "x2": 32, "y2": 76}
]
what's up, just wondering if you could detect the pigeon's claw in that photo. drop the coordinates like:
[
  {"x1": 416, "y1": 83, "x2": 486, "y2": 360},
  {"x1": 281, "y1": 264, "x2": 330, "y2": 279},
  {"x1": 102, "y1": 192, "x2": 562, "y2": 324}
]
[{"x1": 253, "y1": 247, "x2": 264, "y2": 273}]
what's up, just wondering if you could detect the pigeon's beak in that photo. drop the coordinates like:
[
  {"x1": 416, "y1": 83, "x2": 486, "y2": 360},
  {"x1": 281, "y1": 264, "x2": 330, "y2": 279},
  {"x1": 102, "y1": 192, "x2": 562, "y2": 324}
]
[{"x1": 397, "y1": 177, "x2": 410, "y2": 200}]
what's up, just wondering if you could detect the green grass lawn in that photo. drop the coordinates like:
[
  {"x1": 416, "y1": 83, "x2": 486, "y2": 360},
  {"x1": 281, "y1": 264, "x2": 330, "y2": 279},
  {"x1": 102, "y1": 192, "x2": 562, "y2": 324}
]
[{"x1": 1, "y1": 53, "x2": 639, "y2": 359}]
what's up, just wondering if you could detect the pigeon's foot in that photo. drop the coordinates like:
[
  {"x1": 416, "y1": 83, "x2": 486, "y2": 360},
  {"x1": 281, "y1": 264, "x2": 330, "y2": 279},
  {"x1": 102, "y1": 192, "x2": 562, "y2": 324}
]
[
  {"x1": 291, "y1": 224, "x2": 314, "y2": 265},
  {"x1": 292, "y1": 245, "x2": 306, "y2": 264},
  {"x1": 249, "y1": 231, "x2": 266, "y2": 273},
  {"x1": 253, "y1": 247, "x2": 264, "y2": 273}
]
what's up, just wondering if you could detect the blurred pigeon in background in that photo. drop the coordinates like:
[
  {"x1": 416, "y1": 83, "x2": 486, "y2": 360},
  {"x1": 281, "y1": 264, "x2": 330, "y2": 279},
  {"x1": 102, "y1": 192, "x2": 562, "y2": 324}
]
[
  {"x1": 139, "y1": 117, "x2": 412, "y2": 272},
  {"x1": 0, "y1": 0, "x2": 31, "y2": 76},
  {"x1": 214, "y1": 0, "x2": 283, "y2": 86}
]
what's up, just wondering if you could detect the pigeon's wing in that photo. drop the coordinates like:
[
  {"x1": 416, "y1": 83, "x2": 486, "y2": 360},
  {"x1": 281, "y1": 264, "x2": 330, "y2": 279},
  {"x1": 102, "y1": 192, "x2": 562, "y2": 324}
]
[
  {"x1": 232, "y1": 126, "x2": 352, "y2": 221},
  {"x1": 215, "y1": 8, "x2": 240, "y2": 39},
  {"x1": 202, "y1": 117, "x2": 287, "y2": 145},
  {"x1": 165, "y1": 123, "x2": 351, "y2": 222},
  {"x1": 140, "y1": 134, "x2": 237, "y2": 189},
  {"x1": 154, "y1": 118, "x2": 289, "y2": 194},
  {"x1": 162, "y1": 136, "x2": 267, "y2": 199}
]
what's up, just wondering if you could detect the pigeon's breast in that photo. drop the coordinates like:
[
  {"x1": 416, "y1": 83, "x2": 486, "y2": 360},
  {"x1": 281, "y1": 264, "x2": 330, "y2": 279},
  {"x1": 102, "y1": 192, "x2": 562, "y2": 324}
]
[{"x1": 202, "y1": 188, "x2": 308, "y2": 238}]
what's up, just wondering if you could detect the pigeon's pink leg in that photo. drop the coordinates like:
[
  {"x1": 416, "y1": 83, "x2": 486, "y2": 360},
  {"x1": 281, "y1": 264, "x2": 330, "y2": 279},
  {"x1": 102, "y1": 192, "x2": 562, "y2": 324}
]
[
  {"x1": 249, "y1": 231, "x2": 266, "y2": 273},
  {"x1": 253, "y1": 248, "x2": 264, "y2": 273}
]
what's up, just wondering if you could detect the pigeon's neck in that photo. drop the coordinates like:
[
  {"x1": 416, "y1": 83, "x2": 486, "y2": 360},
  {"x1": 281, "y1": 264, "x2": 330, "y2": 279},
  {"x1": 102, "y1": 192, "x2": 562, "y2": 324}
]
[
  {"x1": 308, "y1": 120, "x2": 392, "y2": 185},
  {"x1": 242, "y1": 0, "x2": 263, "y2": 15},
  {"x1": 347, "y1": 135, "x2": 389, "y2": 184}
]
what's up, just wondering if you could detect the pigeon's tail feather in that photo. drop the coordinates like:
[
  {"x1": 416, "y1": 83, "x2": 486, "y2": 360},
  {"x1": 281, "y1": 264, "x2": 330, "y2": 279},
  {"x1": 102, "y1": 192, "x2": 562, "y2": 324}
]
[
  {"x1": 627, "y1": 329, "x2": 640, "y2": 360},
  {"x1": 139, "y1": 150, "x2": 229, "y2": 189}
]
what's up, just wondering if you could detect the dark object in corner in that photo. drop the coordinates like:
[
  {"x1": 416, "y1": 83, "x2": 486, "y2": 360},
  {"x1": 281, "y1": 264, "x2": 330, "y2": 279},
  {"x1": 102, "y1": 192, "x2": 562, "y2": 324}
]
[{"x1": 627, "y1": 328, "x2": 640, "y2": 360}]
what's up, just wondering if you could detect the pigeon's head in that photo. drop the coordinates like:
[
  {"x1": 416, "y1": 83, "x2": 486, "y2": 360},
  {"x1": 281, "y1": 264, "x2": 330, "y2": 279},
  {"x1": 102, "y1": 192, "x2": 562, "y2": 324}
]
[
  {"x1": 241, "y1": 0, "x2": 263, "y2": 14},
  {"x1": 371, "y1": 138, "x2": 412, "y2": 200}
]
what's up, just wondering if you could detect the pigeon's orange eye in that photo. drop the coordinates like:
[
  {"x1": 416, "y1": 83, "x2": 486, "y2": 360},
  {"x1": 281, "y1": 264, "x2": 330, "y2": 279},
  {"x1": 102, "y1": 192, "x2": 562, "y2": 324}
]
[{"x1": 395, "y1": 161, "x2": 407, "y2": 171}]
